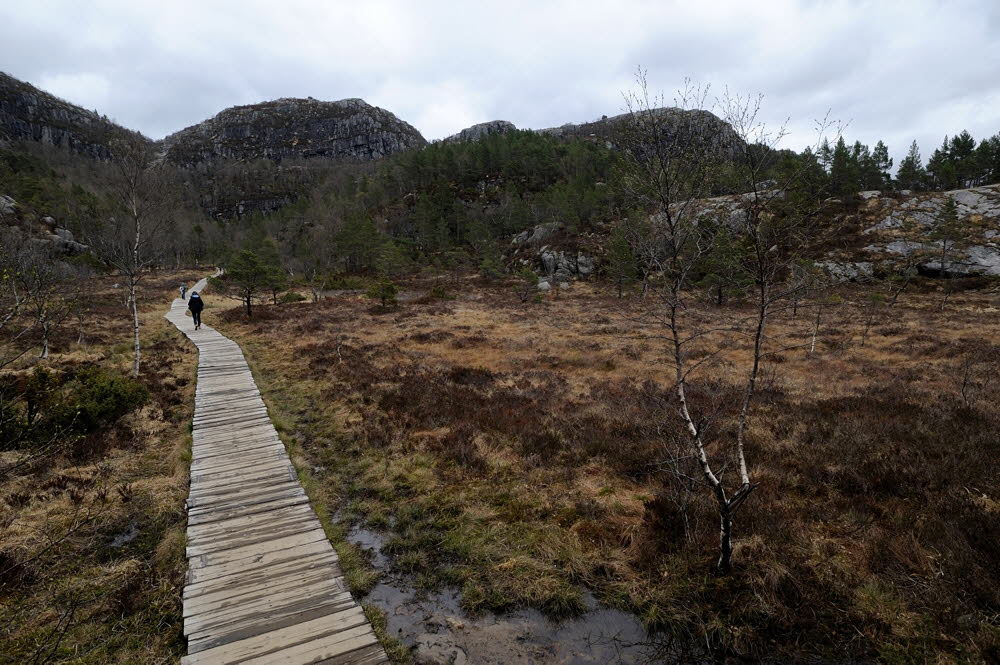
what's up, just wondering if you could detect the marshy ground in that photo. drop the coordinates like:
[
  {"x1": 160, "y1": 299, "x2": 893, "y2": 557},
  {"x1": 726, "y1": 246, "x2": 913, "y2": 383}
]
[
  {"x1": 1, "y1": 270, "x2": 205, "y2": 664},
  {"x1": 211, "y1": 274, "x2": 1000, "y2": 664}
]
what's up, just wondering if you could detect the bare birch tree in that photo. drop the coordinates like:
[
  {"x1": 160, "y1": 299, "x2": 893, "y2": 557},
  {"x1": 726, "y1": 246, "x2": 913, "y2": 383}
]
[
  {"x1": 83, "y1": 132, "x2": 169, "y2": 377},
  {"x1": 14, "y1": 245, "x2": 79, "y2": 359},
  {"x1": 0, "y1": 229, "x2": 42, "y2": 369},
  {"x1": 0, "y1": 230, "x2": 76, "y2": 467},
  {"x1": 617, "y1": 72, "x2": 836, "y2": 572}
]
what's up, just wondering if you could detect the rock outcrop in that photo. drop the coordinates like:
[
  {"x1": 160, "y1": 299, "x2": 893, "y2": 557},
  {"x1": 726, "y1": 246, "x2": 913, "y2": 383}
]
[
  {"x1": 34, "y1": 223, "x2": 88, "y2": 255},
  {"x1": 1, "y1": 194, "x2": 89, "y2": 255},
  {"x1": 0, "y1": 71, "x2": 139, "y2": 160},
  {"x1": 0, "y1": 194, "x2": 16, "y2": 216},
  {"x1": 162, "y1": 97, "x2": 427, "y2": 170},
  {"x1": 510, "y1": 222, "x2": 596, "y2": 286},
  {"x1": 857, "y1": 186, "x2": 1000, "y2": 277},
  {"x1": 442, "y1": 120, "x2": 516, "y2": 143}
]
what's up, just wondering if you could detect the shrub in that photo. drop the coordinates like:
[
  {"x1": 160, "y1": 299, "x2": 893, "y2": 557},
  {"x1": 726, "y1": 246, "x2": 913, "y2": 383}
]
[
  {"x1": 479, "y1": 254, "x2": 503, "y2": 280},
  {"x1": 279, "y1": 291, "x2": 307, "y2": 303},
  {"x1": 427, "y1": 285, "x2": 454, "y2": 301},
  {"x1": 515, "y1": 267, "x2": 539, "y2": 303},
  {"x1": 1, "y1": 368, "x2": 148, "y2": 452},
  {"x1": 325, "y1": 274, "x2": 371, "y2": 290},
  {"x1": 54, "y1": 368, "x2": 149, "y2": 435},
  {"x1": 366, "y1": 279, "x2": 399, "y2": 308}
]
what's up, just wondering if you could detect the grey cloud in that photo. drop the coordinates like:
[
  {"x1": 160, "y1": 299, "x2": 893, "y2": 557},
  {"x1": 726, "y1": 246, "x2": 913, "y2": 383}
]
[{"x1": 1, "y1": 0, "x2": 998, "y2": 168}]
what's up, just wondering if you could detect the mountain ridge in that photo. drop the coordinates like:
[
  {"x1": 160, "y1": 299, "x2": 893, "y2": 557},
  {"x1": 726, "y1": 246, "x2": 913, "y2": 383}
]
[{"x1": 0, "y1": 70, "x2": 144, "y2": 160}]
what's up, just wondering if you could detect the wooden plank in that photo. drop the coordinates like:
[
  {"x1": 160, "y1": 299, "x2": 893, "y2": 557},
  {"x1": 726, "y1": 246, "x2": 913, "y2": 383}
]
[
  {"x1": 166, "y1": 278, "x2": 386, "y2": 664},
  {"x1": 187, "y1": 490, "x2": 309, "y2": 527},
  {"x1": 190, "y1": 463, "x2": 296, "y2": 492},
  {"x1": 315, "y1": 643, "x2": 391, "y2": 665},
  {"x1": 186, "y1": 504, "x2": 318, "y2": 548},
  {"x1": 186, "y1": 518, "x2": 323, "y2": 556},
  {"x1": 189, "y1": 449, "x2": 289, "y2": 474},
  {"x1": 192, "y1": 425, "x2": 277, "y2": 445},
  {"x1": 191, "y1": 436, "x2": 281, "y2": 455},
  {"x1": 189, "y1": 525, "x2": 330, "y2": 567},
  {"x1": 187, "y1": 472, "x2": 298, "y2": 503},
  {"x1": 240, "y1": 624, "x2": 384, "y2": 665},
  {"x1": 189, "y1": 448, "x2": 289, "y2": 473},
  {"x1": 184, "y1": 573, "x2": 351, "y2": 626},
  {"x1": 184, "y1": 549, "x2": 341, "y2": 600},
  {"x1": 187, "y1": 484, "x2": 304, "y2": 514},
  {"x1": 180, "y1": 606, "x2": 371, "y2": 664},
  {"x1": 186, "y1": 594, "x2": 359, "y2": 652},
  {"x1": 186, "y1": 534, "x2": 333, "y2": 585},
  {"x1": 189, "y1": 440, "x2": 285, "y2": 463}
]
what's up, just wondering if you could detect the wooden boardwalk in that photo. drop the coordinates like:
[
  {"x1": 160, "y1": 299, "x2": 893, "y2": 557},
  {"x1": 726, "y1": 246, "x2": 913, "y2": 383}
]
[{"x1": 166, "y1": 278, "x2": 387, "y2": 665}]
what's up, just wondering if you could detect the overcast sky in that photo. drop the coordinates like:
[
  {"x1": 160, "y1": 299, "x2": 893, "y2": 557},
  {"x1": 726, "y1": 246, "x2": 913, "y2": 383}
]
[{"x1": 3, "y1": 0, "x2": 999, "y2": 166}]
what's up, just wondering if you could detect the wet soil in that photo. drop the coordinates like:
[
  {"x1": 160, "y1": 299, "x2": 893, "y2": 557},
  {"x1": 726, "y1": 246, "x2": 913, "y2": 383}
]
[{"x1": 350, "y1": 526, "x2": 656, "y2": 664}]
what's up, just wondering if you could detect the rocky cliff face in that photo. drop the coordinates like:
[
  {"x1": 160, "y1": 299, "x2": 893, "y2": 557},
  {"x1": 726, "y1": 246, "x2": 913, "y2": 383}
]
[
  {"x1": 442, "y1": 120, "x2": 517, "y2": 143},
  {"x1": 0, "y1": 71, "x2": 137, "y2": 159},
  {"x1": 162, "y1": 97, "x2": 427, "y2": 169}
]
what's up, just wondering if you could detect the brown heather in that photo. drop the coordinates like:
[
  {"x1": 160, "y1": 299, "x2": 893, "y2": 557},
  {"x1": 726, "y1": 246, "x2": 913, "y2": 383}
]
[
  {"x1": 1, "y1": 270, "x2": 204, "y2": 664},
  {"x1": 211, "y1": 275, "x2": 1000, "y2": 664}
]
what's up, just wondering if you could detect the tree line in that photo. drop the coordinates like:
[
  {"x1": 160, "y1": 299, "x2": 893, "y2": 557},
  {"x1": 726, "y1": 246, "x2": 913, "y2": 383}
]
[{"x1": 808, "y1": 129, "x2": 1000, "y2": 197}]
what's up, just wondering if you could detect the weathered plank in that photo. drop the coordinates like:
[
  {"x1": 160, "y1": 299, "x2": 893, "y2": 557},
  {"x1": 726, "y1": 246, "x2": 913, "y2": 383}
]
[
  {"x1": 166, "y1": 279, "x2": 386, "y2": 665},
  {"x1": 181, "y1": 606, "x2": 371, "y2": 664}
]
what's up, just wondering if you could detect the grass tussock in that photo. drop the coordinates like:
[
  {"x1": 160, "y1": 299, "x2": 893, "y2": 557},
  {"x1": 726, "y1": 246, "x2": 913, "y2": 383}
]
[{"x1": 214, "y1": 274, "x2": 1000, "y2": 664}]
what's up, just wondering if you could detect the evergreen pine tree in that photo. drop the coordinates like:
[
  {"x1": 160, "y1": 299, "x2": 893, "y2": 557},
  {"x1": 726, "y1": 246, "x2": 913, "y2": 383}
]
[
  {"x1": 607, "y1": 221, "x2": 638, "y2": 298},
  {"x1": 986, "y1": 135, "x2": 1000, "y2": 185},
  {"x1": 870, "y1": 141, "x2": 893, "y2": 189},
  {"x1": 851, "y1": 141, "x2": 870, "y2": 191},
  {"x1": 335, "y1": 216, "x2": 382, "y2": 271},
  {"x1": 950, "y1": 130, "x2": 977, "y2": 187},
  {"x1": 972, "y1": 140, "x2": 991, "y2": 187},
  {"x1": 896, "y1": 141, "x2": 926, "y2": 191},
  {"x1": 927, "y1": 136, "x2": 956, "y2": 190},
  {"x1": 829, "y1": 137, "x2": 853, "y2": 196},
  {"x1": 375, "y1": 241, "x2": 408, "y2": 278},
  {"x1": 211, "y1": 249, "x2": 272, "y2": 318},
  {"x1": 818, "y1": 138, "x2": 833, "y2": 173}
]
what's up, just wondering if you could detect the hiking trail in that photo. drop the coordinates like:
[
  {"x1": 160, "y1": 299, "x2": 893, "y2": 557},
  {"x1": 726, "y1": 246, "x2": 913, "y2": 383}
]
[{"x1": 166, "y1": 276, "x2": 387, "y2": 665}]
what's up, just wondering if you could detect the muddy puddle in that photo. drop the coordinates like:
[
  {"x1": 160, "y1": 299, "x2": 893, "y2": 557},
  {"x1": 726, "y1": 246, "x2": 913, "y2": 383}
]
[{"x1": 349, "y1": 525, "x2": 659, "y2": 664}]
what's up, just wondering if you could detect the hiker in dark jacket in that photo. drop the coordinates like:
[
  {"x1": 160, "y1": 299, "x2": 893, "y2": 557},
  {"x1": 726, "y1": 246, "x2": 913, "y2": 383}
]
[{"x1": 188, "y1": 291, "x2": 204, "y2": 330}]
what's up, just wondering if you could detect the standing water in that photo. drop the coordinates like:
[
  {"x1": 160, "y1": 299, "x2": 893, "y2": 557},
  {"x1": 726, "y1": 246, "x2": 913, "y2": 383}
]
[{"x1": 350, "y1": 525, "x2": 656, "y2": 664}]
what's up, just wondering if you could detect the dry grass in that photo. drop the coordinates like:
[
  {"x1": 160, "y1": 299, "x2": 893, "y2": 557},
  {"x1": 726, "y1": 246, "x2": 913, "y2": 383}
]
[
  {"x1": 215, "y1": 275, "x2": 1000, "y2": 664},
  {"x1": 1, "y1": 269, "x2": 206, "y2": 665}
]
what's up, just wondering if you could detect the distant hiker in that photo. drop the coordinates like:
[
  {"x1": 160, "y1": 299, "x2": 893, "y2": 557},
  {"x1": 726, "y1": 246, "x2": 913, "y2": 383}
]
[
  {"x1": 180, "y1": 284, "x2": 187, "y2": 300},
  {"x1": 188, "y1": 291, "x2": 204, "y2": 330}
]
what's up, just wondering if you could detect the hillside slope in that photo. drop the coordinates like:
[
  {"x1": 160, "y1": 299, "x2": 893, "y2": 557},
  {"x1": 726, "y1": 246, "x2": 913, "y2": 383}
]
[{"x1": 0, "y1": 71, "x2": 142, "y2": 159}]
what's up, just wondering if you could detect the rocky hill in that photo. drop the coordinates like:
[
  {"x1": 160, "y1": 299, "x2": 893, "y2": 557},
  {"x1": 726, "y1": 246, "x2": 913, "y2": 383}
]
[
  {"x1": 0, "y1": 71, "x2": 140, "y2": 159},
  {"x1": 442, "y1": 120, "x2": 517, "y2": 143},
  {"x1": 539, "y1": 107, "x2": 743, "y2": 154},
  {"x1": 442, "y1": 109, "x2": 741, "y2": 154},
  {"x1": 162, "y1": 97, "x2": 427, "y2": 170}
]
